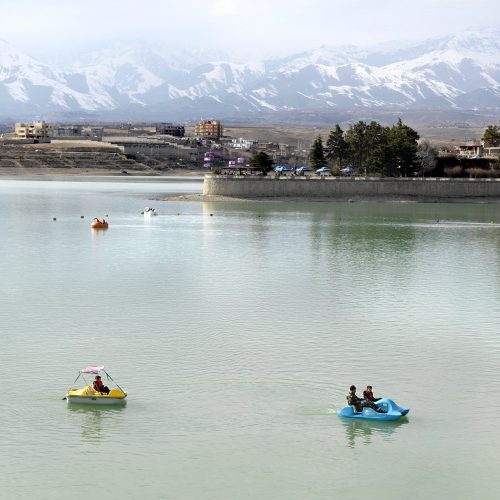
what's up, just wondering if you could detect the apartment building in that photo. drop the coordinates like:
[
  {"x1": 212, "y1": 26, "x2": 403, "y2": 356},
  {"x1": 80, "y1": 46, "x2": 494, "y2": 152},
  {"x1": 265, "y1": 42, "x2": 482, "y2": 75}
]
[
  {"x1": 14, "y1": 121, "x2": 52, "y2": 143},
  {"x1": 156, "y1": 123, "x2": 185, "y2": 137},
  {"x1": 194, "y1": 120, "x2": 223, "y2": 139}
]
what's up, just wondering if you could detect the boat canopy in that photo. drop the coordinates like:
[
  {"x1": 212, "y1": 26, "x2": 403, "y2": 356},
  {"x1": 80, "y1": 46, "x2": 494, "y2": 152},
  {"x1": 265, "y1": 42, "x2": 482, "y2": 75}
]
[{"x1": 81, "y1": 366, "x2": 105, "y2": 374}]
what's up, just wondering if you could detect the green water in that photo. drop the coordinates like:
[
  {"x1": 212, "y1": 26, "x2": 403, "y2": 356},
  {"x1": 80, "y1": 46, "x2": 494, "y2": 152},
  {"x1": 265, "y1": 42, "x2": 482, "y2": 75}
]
[{"x1": 1, "y1": 177, "x2": 499, "y2": 499}]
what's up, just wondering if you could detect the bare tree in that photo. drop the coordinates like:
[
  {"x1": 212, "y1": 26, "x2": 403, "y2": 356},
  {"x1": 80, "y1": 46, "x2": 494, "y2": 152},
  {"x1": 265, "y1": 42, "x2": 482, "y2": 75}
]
[{"x1": 416, "y1": 140, "x2": 437, "y2": 177}]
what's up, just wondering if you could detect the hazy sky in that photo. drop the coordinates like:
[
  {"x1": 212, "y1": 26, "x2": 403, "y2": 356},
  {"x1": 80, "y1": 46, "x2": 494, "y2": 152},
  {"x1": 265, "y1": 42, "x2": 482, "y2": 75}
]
[{"x1": 2, "y1": 0, "x2": 499, "y2": 60}]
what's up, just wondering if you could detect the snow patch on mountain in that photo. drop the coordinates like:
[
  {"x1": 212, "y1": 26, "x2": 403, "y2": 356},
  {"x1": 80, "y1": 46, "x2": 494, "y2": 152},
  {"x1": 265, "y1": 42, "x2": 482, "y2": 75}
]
[{"x1": 0, "y1": 30, "x2": 499, "y2": 118}]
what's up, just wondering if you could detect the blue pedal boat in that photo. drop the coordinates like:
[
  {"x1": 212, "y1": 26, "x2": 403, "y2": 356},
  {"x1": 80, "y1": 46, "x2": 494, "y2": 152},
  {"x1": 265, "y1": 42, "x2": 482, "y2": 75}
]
[{"x1": 337, "y1": 398, "x2": 409, "y2": 421}]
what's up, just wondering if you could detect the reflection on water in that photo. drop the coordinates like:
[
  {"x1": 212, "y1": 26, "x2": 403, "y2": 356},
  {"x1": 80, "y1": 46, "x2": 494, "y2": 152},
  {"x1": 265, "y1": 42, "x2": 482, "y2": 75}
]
[
  {"x1": 341, "y1": 417, "x2": 409, "y2": 448},
  {"x1": 67, "y1": 404, "x2": 127, "y2": 443}
]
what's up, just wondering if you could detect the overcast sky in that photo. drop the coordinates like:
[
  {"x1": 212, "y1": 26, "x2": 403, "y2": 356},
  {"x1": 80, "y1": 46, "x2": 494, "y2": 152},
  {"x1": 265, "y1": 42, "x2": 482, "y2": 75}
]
[{"x1": 2, "y1": 0, "x2": 499, "y2": 60}]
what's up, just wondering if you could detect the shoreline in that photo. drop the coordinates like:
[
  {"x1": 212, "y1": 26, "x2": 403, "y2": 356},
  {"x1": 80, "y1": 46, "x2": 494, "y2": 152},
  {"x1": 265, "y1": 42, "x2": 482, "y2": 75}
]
[
  {"x1": 3, "y1": 169, "x2": 500, "y2": 203},
  {"x1": 155, "y1": 193, "x2": 500, "y2": 203},
  {"x1": 0, "y1": 167, "x2": 206, "y2": 177}
]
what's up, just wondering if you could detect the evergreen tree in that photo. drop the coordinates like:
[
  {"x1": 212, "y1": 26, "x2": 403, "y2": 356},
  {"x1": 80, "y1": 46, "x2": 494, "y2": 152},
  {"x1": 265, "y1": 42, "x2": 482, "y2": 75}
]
[
  {"x1": 325, "y1": 125, "x2": 348, "y2": 166},
  {"x1": 344, "y1": 121, "x2": 389, "y2": 174},
  {"x1": 483, "y1": 125, "x2": 500, "y2": 147},
  {"x1": 366, "y1": 121, "x2": 391, "y2": 173},
  {"x1": 249, "y1": 151, "x2": 274, "y2": 174},
  {"x1": 386, "y1": 118, "x2": 419, "y2": 177},
  {"x1": 309, "y1": 135, "x2": 327, "y2": 169},
  {"x1": 344, "y1": 121, "x2": 369, "y2": 171}
]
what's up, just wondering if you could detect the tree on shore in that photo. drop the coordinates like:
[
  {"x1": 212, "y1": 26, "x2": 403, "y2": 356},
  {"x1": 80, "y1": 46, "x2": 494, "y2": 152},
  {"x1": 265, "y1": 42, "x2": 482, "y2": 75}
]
[
  {"x1": 309, "y1": 135, "x2": 327, "y2": 169},
  {"x1": 483, "y1": 125, "x2": 500, "y2": 147},
  {"x1": 344, "y1": 121, "x2": 389, "y2": 174},
  {"x1": 344, "y1": 121, "x2": 369, "y2": 171},
  {"x1": 325, "y1": 125, "x2": 348, "y2": 166},
  {"x1": 416, "y1": 140, "x2": 437, "y2": 177},
  {"x1": 249, "y1": 151, "x2": 274, "y2": 175},
  {"x1": 386, "y1": 118, "x2": 419, "y2": 177}
]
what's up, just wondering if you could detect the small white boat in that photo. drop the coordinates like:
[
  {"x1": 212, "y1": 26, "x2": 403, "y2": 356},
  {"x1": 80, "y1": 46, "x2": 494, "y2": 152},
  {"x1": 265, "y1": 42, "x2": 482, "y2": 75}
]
[
  {"x1": 143, "y1": 207, "x2": 157, "y2": 216},
  {"x1": 65, "y1": 366, "x2": 127, "y2": 405}
]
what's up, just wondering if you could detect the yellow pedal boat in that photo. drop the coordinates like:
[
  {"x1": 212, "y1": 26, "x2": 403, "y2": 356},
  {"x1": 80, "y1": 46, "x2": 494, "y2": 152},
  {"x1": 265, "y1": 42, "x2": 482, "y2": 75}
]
[{"x1": 65, "y1": 366, "x2": 127, "y2": 405}]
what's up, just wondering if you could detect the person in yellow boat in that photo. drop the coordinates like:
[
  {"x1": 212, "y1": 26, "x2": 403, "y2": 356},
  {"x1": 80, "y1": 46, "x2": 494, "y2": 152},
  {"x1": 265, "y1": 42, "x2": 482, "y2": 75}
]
[{"x1": 93, "y1": 375, "x2": 110, "y2": 395}]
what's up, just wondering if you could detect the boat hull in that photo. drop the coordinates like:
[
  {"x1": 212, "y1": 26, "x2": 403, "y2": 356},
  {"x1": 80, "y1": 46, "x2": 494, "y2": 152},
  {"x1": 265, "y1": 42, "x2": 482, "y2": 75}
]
[
  {"x1": 65, "y1": 386, "x2": 127, "y2": 405},
  {"x1": 66, "y1": 396, "x2": 126, "y2": 405}
]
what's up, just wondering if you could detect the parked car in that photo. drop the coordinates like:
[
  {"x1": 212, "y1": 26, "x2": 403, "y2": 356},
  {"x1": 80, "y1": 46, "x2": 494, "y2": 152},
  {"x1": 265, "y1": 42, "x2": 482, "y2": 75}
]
[
  {"x1": 274, "y1": 165, "x2": 291, "y2": 173},
  {"x1": 341, "y1": 166, "x2": 354, "y2": 175},
  {"x1": 295, "y1": 166, "x2": 312, "y2": 173},
  {"x1": 316, "y1": 166, "x2": 331, "y2": 174}
]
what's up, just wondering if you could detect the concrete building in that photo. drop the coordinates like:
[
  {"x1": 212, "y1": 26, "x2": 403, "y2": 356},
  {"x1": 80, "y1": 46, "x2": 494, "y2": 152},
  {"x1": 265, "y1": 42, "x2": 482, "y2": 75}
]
[
  {"x1": 484, "y1": 147, "x2": 500, "y2": 159},
  {"x1": 229, "y1": 137, "x2": 256, "y2": 151},
  {"x1": 51, "y1": 125, "x2": 103, "y2": 141},
  {"x1": 85, "y1": 127, "x2": 104, "y2": 139},
  {"x1": 195, "y1": 120, "x2": 223, "y2": 139},
  {"x1": 15, "y1": 121, "x2": 52, "y2": 143},
  {"x1": 108, "y1": 137, "x2": 200, "y2": 161},
  {"x1": 156, "y1": 123, "x2": 185, "y2": 137},
  {"x1": 52, "y1": 125, "x2": 83, "y2": 137},
  {"x1": 456, "y1": 142, "x2": 483, "y2": 158}
]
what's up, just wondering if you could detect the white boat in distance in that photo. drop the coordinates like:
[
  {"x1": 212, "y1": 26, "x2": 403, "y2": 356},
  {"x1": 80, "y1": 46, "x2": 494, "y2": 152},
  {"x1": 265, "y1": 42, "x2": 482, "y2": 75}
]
[{"x1": 143, "y1": 207, "x2": 157, "y2": 216}]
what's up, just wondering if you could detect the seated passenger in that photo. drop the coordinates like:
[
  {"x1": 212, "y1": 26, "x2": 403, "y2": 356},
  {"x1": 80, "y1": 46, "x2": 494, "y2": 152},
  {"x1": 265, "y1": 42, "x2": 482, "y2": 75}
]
[
  {"x1": 93, "y1": 375, "x2": 110, "y2": 395},
  {"x1": 363, "y1": 385, "x2": 381, "y2": 402},
  {"x1": 347, "y1": 385, "x2": 385, "y2": 413}
]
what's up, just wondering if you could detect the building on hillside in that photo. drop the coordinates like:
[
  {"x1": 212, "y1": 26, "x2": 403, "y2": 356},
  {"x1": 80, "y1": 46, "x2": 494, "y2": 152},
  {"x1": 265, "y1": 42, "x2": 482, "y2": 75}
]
[
  {"x1": 52, "y1": 125, "x2": 83, "y2": 138},
  {"x1": 229, "y1": 137, "x2": 256, "y2": 151},
  {"x1": 51, "y1": 125, "x2": 103, "y2": 141},
  {"x1": 484, "y1": 147, "x2": 500, "y2": 158},
  {"x1": 15, "y1": 121, "x2": 52, "y2": 143},
  {"x1": 194, "y1": 120, "x2": 223, "y2": 139},
  {"x1": 456, "y1": 142, "x2": 483, "y2": 158},
  {"x1": 156, "y1": 123, "x2": 185, "y2": 137},
  {"x1": 107, "y1": 137, "x2": 200, "y2": 162},
  {"x1": 85, "y1": 126, "x2": 104, "y2": 139}
]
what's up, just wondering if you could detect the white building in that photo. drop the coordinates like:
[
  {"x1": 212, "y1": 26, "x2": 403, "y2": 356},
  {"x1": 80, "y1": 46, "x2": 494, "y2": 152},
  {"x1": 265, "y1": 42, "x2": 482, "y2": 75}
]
[{"x1": 229, "y1": 137, "x2": 256, "y2": 151}]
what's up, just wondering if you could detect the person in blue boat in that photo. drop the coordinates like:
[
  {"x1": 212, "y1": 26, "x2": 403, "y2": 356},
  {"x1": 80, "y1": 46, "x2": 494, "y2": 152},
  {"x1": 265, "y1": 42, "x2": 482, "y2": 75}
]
[
  {"x1": 363, "y1": 385, "x2": 381, "y2": 402},
  {"x1": 347, "y1": 385, "x2": 385, "y2": 413}
]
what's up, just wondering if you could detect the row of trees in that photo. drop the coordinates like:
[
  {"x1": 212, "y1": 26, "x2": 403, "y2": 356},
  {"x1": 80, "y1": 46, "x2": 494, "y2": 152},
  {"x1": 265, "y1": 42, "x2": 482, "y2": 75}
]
[{"x1": 310, "y1": 119, "x2": 437, "y2": 176}]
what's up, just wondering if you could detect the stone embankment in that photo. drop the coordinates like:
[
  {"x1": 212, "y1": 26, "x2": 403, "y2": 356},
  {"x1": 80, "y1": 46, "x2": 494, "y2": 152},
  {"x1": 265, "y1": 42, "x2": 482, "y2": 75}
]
[
  {"x1": 203, "y1": 175, "x2": 500, "y2": 201},
  {"x1": 0, "y1": 144, "x2": 146, "y2": 172}
]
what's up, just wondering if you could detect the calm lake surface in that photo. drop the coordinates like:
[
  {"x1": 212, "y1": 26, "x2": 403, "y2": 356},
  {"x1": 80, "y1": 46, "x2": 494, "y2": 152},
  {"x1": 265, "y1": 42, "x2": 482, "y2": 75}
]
[{"x1": 1, "y1": 177, "x2": 499, "y2": 499}]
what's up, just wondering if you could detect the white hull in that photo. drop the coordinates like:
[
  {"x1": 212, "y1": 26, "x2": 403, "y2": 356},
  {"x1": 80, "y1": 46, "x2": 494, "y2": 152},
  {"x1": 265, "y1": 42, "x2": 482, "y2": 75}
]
[{"x1": 66, "y1": 396, "x2": 126, "y2": 405}]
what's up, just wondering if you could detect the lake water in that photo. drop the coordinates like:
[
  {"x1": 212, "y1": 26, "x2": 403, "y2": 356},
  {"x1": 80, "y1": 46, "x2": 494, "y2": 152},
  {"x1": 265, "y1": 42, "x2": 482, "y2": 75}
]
[{"x1": 1, "y1": 177, "x2": 499, "y2": 499}]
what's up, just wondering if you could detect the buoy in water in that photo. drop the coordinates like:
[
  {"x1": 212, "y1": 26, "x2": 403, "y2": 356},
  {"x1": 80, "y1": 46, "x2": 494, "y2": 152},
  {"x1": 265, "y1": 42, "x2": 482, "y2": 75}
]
[{"x1": 53, "y1": 217, "x2": 57, "y2": 221}]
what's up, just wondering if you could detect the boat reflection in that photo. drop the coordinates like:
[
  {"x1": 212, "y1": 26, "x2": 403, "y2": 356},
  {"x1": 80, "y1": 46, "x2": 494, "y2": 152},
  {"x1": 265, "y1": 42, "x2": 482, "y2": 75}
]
[
  {"x1": 67, "y1": 403, "x2": 126, "y2": 443},
  {"x1": 342, "y1": 416, "x2": 409, "y2": 448}
]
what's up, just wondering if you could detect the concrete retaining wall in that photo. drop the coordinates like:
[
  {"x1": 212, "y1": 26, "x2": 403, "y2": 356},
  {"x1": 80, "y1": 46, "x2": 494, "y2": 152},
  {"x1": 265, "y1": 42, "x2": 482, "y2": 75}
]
[{"x1": 203, "y1": 175, "x2": 500, "y2": 199}]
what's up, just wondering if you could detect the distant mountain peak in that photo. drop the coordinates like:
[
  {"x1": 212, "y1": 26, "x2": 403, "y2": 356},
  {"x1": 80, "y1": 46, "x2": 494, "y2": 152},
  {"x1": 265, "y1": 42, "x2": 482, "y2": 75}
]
[{"x1": 0, "y1": 30, "x2": 498, "y2": 121}]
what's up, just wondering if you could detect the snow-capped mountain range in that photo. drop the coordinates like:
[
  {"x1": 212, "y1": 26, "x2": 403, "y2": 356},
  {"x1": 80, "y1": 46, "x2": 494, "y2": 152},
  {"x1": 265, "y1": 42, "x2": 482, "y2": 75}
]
[{"x1": 0, "y1": 30, "x2": 499, "y2": 121}]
